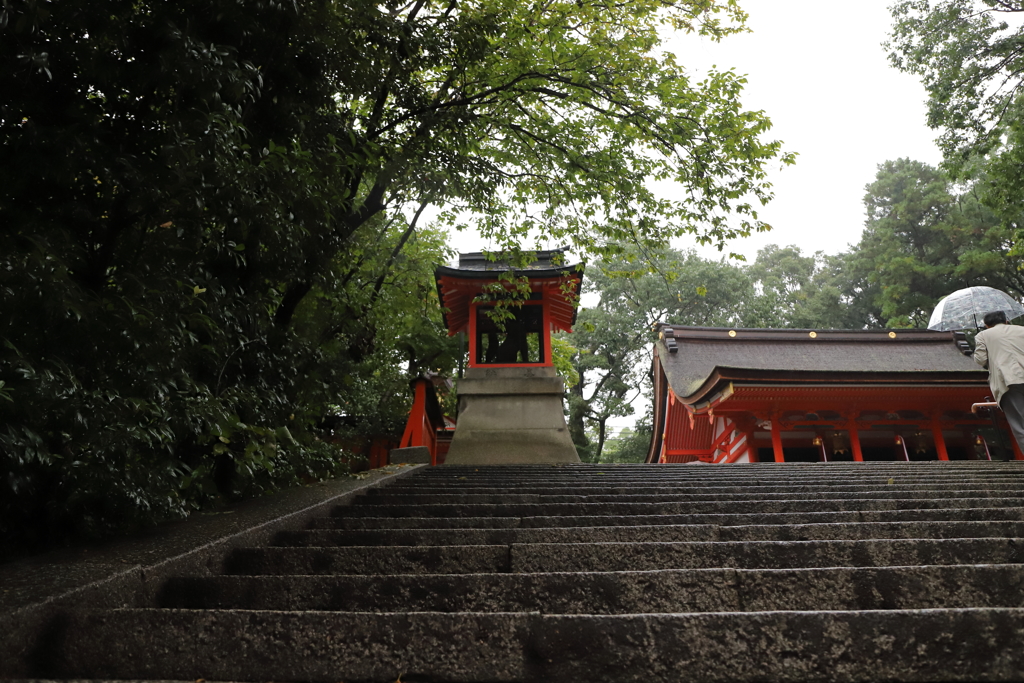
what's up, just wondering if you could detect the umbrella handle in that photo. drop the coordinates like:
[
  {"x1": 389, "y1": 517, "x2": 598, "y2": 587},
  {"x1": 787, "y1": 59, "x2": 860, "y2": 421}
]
[{"x1": 971, "y1": 287, "x2": 978, "y2": 330}]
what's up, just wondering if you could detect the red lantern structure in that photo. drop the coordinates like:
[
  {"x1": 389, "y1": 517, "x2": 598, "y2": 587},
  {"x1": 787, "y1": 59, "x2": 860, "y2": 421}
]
[
  {"x1": 434, "y1": 249, "x2": 583, "y2": 464},
  {"x1": 646, "y1": 326, "x2": 1022, "y2": 464}
]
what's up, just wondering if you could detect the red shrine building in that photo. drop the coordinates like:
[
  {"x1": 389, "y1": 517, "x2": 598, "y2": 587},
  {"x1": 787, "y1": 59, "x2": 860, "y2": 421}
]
[
  {"x1": 430, "y1": 249, "x2": 584, "y2": 464},
  {"x1": 646, "y1": 325, "x2": 1023, "y2": 464}
]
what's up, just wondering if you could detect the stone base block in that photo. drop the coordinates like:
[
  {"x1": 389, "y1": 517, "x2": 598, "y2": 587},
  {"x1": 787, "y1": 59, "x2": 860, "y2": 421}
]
[
  {"x1": 445, "y1": 369, "x2": 579, "y2": 465},
  {"x1": 389, "y1": 446, "x2": 431, "y2": 464}
]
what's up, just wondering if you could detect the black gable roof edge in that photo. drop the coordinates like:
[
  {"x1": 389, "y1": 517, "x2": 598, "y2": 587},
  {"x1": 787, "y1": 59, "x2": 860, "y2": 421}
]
[{"x1": 656, "y1": 323, "x2": 960, "y2": 344}]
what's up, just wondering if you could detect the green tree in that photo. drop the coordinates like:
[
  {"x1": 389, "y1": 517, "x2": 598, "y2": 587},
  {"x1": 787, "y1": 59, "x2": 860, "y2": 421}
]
[
  {"x1": 789, "y1": 250, "x2": 886, "y2": 330},
  {"x1": 740, "y1": 245, "x2": 819, "y2": 328},
  {"x1": 842, "y1": 159, "x2": 1022, "y2": 327},
  {"x1": 887, "y1": 0, "x2": 1024, "y2": 239},
  {"x1": 598, "y1": 421, "x2": 653, "y2": 463},
  {"x1": 888, "y1": 0, "x2": 1024, "y2": 167},
  {"x1": 564, "y1": 246, "x2": 752, "y2": 461},
  {"x1": 567, "y1": 163, "x2": 1024, "y2": 461}
]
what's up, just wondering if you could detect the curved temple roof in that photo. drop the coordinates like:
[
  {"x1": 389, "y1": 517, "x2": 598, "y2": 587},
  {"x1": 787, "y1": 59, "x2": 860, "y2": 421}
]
[
  {"x1": 435, "y1": 249, "x2": 584, "y2": 336},
  {"x1": 655, "y1": 325, "x2": 985, "y2": 404}
]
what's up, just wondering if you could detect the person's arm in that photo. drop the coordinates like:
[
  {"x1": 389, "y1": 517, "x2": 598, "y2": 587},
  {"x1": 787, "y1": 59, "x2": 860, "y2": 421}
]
[{"x1": 974, "y1": 334, "x2": 989, "y2": 369}]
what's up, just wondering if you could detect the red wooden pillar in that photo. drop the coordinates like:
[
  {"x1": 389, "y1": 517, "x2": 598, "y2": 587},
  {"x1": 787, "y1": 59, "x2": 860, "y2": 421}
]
[
  {"x1": 399, "y1": 378, "x2": 438, "y2": 464},
  {"x1": 541, "y1": 285, "x2": 554, "y2": 364},
  {"x1": 770, "y1": 417, "x2": 785, "y2": 463},
  {"x1": 931, "y1": 414, "x2": 950, "y2": 461},
  {"x1": 846, "y1": 417, "x2": 864, "y2": 462},
  {"x1": 743, "y1": 430, "x2": 758, "y2": 463},
  {"x1": 400, "y1": 380, "x2": 427, "y2": 448}
]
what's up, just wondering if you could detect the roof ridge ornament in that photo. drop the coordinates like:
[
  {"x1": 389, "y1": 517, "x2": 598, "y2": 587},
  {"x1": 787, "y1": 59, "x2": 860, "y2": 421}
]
[{"x1": 660, "y1": 327, "x2": 678, "y2": 354}]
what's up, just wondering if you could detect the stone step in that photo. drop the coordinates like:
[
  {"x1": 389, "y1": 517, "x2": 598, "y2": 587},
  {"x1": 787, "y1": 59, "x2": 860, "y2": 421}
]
[
  {"x1": 412, "y1": 464, "x2": 1024, "y2": 477},
  {"x1": 371, "y1": 482, "x2": 1024, "y2": 495},
  {"x1": 275, "y1": 519, "x2": 1024, "y2": 547},
  {"x1": 277, "y1": 524, "x2": 722, "y2": 546},
  {"x1": 159, "y1": 564, "x2": 1024, "y2": 612},
  {"x1": 329, "y1": 497, "x2": 1024, "y2": 518},
  {"x1": 369, "y1": 473, "x2": 1024, "y2": 482},
  {"x1": 394, "y1": 479, "x2": 1024, "y2": 490},
  {"x1": 397, "y1": 475, "x2": 1024, "y2": 485},
  {"x1": 224, "y1": 538, "x2": 1024, "y2": 575},
  {"x1": 38, "y1": 607, "x2": 1024, "y2": 682},
  {"x1": 395, "y1": 471, "x2": 1024, "y2": 481},
  {"x1": 224, "y1": 544, "x2": 511, "y2": 575},
  {"x1": 421, "y1": 462, "x2": 1024, "y2": 470},
  {"x1": 20, "y1": 462, "x2": 1024, "y2": 683},
  {"x1": 353, "y1": 488, "x2": 1024, "y2": 505},
  {"x1": 312, "y1": 506, "x2": 1024, "y2": 529}
]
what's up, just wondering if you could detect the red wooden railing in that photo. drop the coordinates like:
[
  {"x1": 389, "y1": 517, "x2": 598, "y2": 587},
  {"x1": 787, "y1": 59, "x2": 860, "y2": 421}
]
[{"x1": 399, "y1": 376, "x2": 452, "y2": 466}]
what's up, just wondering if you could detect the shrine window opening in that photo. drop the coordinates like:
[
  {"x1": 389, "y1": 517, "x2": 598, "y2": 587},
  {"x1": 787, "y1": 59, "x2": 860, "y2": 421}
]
[{"x1": 471, "y1": 303, "x2": 548, "y2": 366}]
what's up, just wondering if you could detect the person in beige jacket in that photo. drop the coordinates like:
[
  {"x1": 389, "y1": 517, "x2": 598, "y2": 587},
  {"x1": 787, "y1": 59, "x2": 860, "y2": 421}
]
[{"x1": 974, "y1": 310, "x2": 1024, "y2": 453}]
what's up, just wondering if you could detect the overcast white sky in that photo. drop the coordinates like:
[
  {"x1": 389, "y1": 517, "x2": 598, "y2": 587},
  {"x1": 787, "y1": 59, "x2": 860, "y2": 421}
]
[{"x1": 447, "y1": 0, "x2": 944, "y2": 261}]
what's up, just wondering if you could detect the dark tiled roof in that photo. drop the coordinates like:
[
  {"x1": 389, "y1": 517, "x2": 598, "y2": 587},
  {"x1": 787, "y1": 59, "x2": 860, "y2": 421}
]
[
  {"x1": 434, "y1": 248, "x2": 582, "y2": 285},
  {"x1": 451, "y1": 248, "x2": 573, "y2": 272},
  {"x1": 656, "y1": 325, "x2": 985, "y2": 402},
  {"x1": 433, "y1": 248, "x2": 584, "y2": 334}
]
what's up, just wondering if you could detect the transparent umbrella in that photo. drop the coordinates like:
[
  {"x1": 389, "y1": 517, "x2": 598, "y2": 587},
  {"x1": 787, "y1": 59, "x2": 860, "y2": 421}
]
[{"x1": 927, "y1": 286, "x2": 1024, "y2": 331}]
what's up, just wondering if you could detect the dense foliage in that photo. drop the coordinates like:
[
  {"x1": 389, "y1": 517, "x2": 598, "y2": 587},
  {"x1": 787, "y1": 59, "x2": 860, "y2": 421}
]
[
  {"x1": 1, "y1": 0, "x2": 789, "y2": 552},
  {"x1": 888, "y1": 0, "x2": 1024, "y2": 240}
]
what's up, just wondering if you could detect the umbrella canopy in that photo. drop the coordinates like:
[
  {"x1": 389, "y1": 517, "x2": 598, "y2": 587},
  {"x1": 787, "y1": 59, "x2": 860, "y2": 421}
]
[{"x1": 927, "y1": 286, "x2": 1024, "y2": 331}]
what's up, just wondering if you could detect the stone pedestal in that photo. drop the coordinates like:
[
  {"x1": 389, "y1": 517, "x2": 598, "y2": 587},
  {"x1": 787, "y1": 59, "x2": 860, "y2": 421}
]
[
  {"x1": 444, "y1": 367, "x2": 580, "y2": 464},
  {"x1": 388, "y1": 446, "x2": 431, "y2": 464}
]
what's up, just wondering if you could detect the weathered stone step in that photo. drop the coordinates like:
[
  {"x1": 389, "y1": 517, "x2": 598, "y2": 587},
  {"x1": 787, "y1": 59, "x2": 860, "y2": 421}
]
[
  {"x1": 372, "y1": 482, "x2": 1024, "y2": 496},
  {"x1": 276, "y1": 520, "x2": 1024, "y2": 547},
  {"x1": 312, "y1": 506, "x2": 1024, "y2": 529},
  {"x1": 398, "y1": 475, "x2": 1024, "y2": 487},
  {"x1": 224, "y1": 538, "x2": 1024, "y2": 575},
  {"x1": 423, "y1": 462, "x2": 1024, "y2": 470},
  {"x1": 159, "y1": 564, "x2": 1024, "y2": 613},
  {"x1": 38, "y1": 607, "x2": 1024, "y2": 682},
  {"x1": 278, "y1": 524, "x2": 721, "y2": 546},
  {"x1": 224, "y1": 544, "x2": 511, "y2": 575},
  {"x1": 354, "y1": 488, "x2": 1024, "y2": 505},
  {"x1": 513, "y1": 538, "x2": 1024, "y2": 573},
  {"x1": 400, "y1": 467, "x2": 1024, "y2": 478},
  {"x1": 330, "y1": 497, "x2": 1024, "y2": 518},
  {"x1": 396, "y1": 479, "x2": 1024, "y2": 491},
  {"x1": 18, "y1": 462, "x2": 1024, "y2": 683},
  {"x1": 395, "y1": 483, "x2": 1024, "y2": 493},
  {"x1": 413, "y1": 464, "x2": 1024, "y2": 478}
]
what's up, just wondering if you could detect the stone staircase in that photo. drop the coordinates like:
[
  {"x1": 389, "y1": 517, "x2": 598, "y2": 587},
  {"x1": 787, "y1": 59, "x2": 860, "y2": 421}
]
[{"x1": 19, "y1": 462, "x2": 1024, "y2": 681}]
